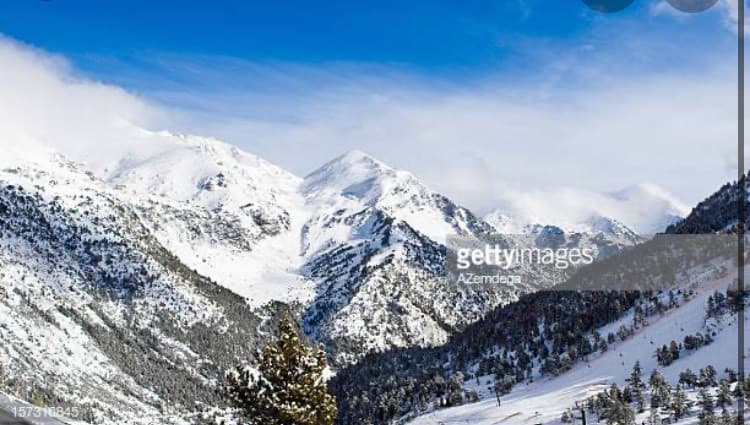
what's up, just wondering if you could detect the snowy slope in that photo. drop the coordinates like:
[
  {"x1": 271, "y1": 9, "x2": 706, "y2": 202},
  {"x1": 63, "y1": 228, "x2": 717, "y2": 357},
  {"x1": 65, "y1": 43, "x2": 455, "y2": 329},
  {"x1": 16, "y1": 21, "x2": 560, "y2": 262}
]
[
  {"x1": 106, "y1": 132, "x2": 314, "y2": 306},
  {"x1": 409, "y1": 267, "x2": 747, "y2": 425},
  {"x1": 0, "y1": 153, "x2": 286, "y2": 424}
]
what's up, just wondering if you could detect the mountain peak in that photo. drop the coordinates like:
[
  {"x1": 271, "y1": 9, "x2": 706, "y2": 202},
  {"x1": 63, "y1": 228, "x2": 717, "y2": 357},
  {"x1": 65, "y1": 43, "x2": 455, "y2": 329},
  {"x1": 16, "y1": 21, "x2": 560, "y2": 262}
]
[
  {"x1": 334, "y1": 149, "x2": 383, "y2": 166},
  {"x1": 302, "y1": 149, "x2": 397, "y2": 197},
  {"x1": 106, "y1": 132, "x2": 301, "y2": 215},
  {"x1": 305, "y1": 149, "x2": 390, "y2": 178}
]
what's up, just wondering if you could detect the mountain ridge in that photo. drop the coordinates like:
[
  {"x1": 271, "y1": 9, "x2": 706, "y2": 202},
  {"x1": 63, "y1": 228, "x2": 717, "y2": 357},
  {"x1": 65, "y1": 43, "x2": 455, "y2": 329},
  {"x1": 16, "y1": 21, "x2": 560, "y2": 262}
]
[{"x1": 0, "y1": 132, "x2": 695, "y2": 424}]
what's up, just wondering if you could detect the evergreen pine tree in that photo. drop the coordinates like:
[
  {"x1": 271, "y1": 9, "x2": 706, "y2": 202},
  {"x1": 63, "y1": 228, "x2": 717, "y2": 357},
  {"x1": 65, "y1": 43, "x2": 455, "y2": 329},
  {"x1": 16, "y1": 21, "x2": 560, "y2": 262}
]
[
  {"x1": 705, "y1": 366, "x2": 718, "y2": 386},
  {"x1": 679, "y1": 368, "x2": 698, "y2": 387},
  {"x1": 649, "y1": 369, "x2": 670, "y2": 409},
  {"x1": 726, "y1": 368, "x2": 738, "y2": 383},
  {"x1": 609, "y1": 383, "x2": 622, "y2": 402},
  {"x1": 225, "y1": 312, "x2": 338, "y2": 425},
  {"x1": 622, "y1": 386, "x2": 633, "y2": 404},
  {"x1": 698, "y1": 388, "x2": 715, "y2": 425},
  {"x1": 716, "y1": 379, "x2": 732, "y2": 408},
  {"x1": 669, "y1": 341, "x2": 680, "y2": 361},
  {"x1": 446, "y1": 373, "x2": 465, "y2": 406},
  {"x1": 603, "y1": 399, "x2": 635, "y2": 425},
  {"x1": 670, "y1": 384, "x2": 688, "y2": 420},
  {"x1": 628, "y1": 362, "x2": 645, "y2": 412}
]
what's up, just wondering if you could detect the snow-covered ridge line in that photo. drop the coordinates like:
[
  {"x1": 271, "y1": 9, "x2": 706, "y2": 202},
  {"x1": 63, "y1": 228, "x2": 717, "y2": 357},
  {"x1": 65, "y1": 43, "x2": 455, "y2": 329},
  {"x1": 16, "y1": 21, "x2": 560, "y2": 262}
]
[{"x1": 1, "y1": 134, "x2": 671, "y2": 366}]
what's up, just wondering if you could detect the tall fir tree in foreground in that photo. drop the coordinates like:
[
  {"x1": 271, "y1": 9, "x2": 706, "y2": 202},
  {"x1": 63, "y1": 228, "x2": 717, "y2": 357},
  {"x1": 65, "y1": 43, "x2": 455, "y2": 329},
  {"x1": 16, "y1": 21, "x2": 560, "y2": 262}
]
[{"x1": 224, "y1": 312, "x2": 338, "y2": 425}]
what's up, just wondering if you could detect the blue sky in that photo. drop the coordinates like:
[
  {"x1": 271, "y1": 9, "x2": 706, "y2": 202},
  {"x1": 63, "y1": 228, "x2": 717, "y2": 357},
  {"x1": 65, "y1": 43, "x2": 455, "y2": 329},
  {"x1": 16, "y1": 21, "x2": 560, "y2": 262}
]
[
  {"x1": 3, "y1": 1, "x2": 614, "y2": 69},
  {"x1": 0, "y1": 0, "x2": 745, "y2": 214},
  {"x1": 0, "y1": 0, "x2": 737, "y2": 84}
]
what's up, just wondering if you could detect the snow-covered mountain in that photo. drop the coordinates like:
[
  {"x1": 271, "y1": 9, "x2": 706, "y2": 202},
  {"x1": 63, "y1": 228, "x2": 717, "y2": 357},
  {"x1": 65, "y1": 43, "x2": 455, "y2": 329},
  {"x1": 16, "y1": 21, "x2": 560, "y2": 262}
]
[
  {"x1": 105, "y1": 133, "x2": 313, "y2": 306},
  {"x1": 0, "y1": 129, "x2": 698, "y2": 423},
  {"x1": 331, "y1": 172, "x2": 748, "y2": 425},
  {"x1": 302, "y1": 150, "x2": 493, "y2": 245},
  {"x1": 333, "y1": 231, "x2": 744, "y2": 425},
  {"x1": 299, "y1": 150, "x2": 515, "y2": 363},
  {"x1": 484, "y1": 211, "x2": 643, "y2": 260},
  {"x1": 666, "y1": 172, "x2": 750, "y2": 234},
  {"x1": 0, "y1": 153, "x2": 284, "y2": 424},
  {"x1": 0, "y1": 135, "x2": 563, "y2": 405},
  {"x1": 104, "y1": 143, "x2": 521, "y2": 363},
  {"x1": 297, "y1": 150, "x2": 627, "y2": 363}
]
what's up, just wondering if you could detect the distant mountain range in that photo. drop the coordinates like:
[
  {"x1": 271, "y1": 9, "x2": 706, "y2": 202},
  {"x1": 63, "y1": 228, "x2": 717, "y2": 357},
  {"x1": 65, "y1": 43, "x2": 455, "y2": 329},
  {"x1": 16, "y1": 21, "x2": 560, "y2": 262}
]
[{"x1": 484, "y1": 182, "x2": 689, "y2": 236}]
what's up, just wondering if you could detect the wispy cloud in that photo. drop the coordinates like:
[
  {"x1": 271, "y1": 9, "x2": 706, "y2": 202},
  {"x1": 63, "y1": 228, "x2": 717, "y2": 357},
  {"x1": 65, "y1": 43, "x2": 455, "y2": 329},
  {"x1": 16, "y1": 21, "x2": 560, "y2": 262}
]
[
  {"x1": 117, "y1": 55, "x2": 735, "y2": 213},
  {"x1": 0, "y1": 26, "x2": 741, "y2": 214},
  {"x1": 139, "y1": 42, "x2": 739, "y2": 211},
  {"x1": 650, "y1": 1, "x2": 690, "y2": 17}
]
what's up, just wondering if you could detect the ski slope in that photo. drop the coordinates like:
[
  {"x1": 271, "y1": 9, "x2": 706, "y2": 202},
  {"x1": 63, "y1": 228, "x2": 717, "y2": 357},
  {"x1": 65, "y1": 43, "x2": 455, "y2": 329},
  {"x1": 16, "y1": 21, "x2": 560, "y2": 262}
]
[{"x1": 410, "y1": 268, "x2": 749, "y2": 425}]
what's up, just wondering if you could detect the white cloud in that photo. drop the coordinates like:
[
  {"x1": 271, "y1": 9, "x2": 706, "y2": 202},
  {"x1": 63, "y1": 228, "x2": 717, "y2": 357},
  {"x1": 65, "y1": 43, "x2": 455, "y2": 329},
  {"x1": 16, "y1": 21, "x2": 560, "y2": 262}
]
[
  {"x1": 0, "y1": 36, "x2": 171, "y2": 170},
  {"x1": 492, "y1": 183, "x2": 691, "y2": 234},
  {"x1": 0, "y1": 35, "x2": 741, "y2": 216},
  {"x1": 165, "y1": 67, "x2": 739, "y2": 212}
]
